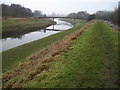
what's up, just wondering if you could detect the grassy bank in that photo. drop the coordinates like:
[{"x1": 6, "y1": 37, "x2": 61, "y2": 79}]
[
  {"x1": 2, "y1": 20, "x2": 85, "y2": 72},
  {"x1": 21, "y1": 21, "x2": 118, "y2": 88},
  {"x1": 3, "y1": 20, "x2": 119, "y2": 88},
  {"x1": 60, "y1": 18, "x2": 85, "y2": 25},
  {"x1": 2, "y1": 17, "x2": 55, "y2": 38}
]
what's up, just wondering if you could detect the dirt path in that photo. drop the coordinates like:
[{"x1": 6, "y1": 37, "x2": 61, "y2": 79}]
[{"x1": 99, "y1": 24, "x2": 118, "y2": 87}]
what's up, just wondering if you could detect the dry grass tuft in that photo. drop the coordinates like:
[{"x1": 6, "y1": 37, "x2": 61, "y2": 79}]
[{"x1": 14, "y1": 18, "x2": 27, "y2": 21}]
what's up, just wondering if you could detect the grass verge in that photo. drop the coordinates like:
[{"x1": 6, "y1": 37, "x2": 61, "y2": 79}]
[{"x1": 60, "y1": 18, "x2": 84, "y2": 25}]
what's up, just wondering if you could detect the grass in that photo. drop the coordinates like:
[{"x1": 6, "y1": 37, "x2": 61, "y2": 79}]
[
  {"x1": 2, "y1": 20, "x2": 119, "y2": 88},
  {"x1": 21, "y1": 20, "x2": 118, "y2": 88},
  {"x1": 2, "y1": 17, "x2": 55, "y2": 38},
  {"x1": 0, "y1": 20, "x2": 2, "y2": 38},
  {"x1": 2, "y1": 20, "x2": 86, "y2": 72},
  {"x1": 60, "y1": 18, "x2": 84, "y2": 25}
]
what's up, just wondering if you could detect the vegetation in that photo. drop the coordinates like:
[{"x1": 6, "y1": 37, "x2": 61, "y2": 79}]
[
  {"x1": 67, "y1": 11, "x2": 89, "y2": 20},
  {"x1": 87, "y1": 14, "x2": 96, "y2": 21},
  {"x1": 34, "y1": 10, "x2": 46, "y2": 17},
  {"x1": 2, "y1": 20, "x2": 119, "y2": 88},
  {"x1": 95, "y1": 9, "x2": 119, "y2": 26},
  {"x1": 110, "y1": 5, "x2": 119, "y2": 25},
  {"x1": 94, "y1": 2, "x2": 120, "y2": 25},
  {"x1": 60, "y1": 18, "x2": 85, "y2": 25},
  {"x1": 1, "y1": 4, "x2": 33, "y2": 17},
  {"x1": 67, "y1": 2, "x2": 119, "y2": 25},
  {"x1": 2, "y1": 17, "x2": 54, "y2": 38},
  {"x1": 1, "y1": 1, "x2": 119, "y2": 88},
  {"x1": 1, "y1": 2, "x2": 119, "y2": 25},
  {"x1": 22, "y1": 21, "x2": 119, "y2": 88},
  {"x1": 2, "y1": 20, "x2": 85, "y2": 72},
  {"x1": 95, "y1": 11, "x2": 112, "y2": 20},
  {"x1": 1, "y1": 3, "x2": 45, "y2": 18}
]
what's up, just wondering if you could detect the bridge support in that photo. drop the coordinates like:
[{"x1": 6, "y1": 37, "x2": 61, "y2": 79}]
[
  {"x1": 44, "y1": 29, "x2": 46, "y2": 33},
  {"x1": 53, "y1": 17, "x2": 54, "y2": 30}
]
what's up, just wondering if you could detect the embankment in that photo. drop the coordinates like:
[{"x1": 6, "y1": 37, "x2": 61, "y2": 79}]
[
  {"x1": 2, "y1": 17, "x2": 55, "y2": 38},
  {"x1": 2, "y1": 20, "x2": 92, "y2": 88},
  {"x1": 2, "y1": 20, "x2": 85, "y2": 72},
  {"x1": 2, "y1": 20, "x2": 119, "y2": 88},
  {"x1": 60, "y1": 18, "x2": 85, "y2": 25}
]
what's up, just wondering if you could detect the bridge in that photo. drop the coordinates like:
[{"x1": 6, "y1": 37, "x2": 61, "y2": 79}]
[
  {"x1": 37, "y1": 16, "x2": 80, "y2": 19},
  {"x1": 36, "y1": 16, "x2": 81, "y2": 23}
]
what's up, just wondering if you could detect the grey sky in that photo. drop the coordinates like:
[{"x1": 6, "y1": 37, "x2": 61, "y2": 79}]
[{"x1": 1, "y1": 0, "x2": 119, "y2": 15}]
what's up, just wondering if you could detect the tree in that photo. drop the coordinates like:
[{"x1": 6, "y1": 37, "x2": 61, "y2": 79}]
[
  {"x1": 76, "y1": 11, "x2": 89, "y2": 20},
  {"x1": 87, "y1": 14, "x2": 96, "y2": 21},
  {"x1": 2, "y1": 4, "x2": 10, "y2": 17},
  {"x1": 1, "y1": 3, "x2": 33, "y2": 17},
  {"x1": 67, "y1": 13, "x2": 77, "y2": 18},
  {"x1": 95, "y1": 10, "x2": 112, "y2": 20},
  {"x1": 33, "y1": 10, "x2": 43, "y2": 17},
  {"x1": 67, "y1": 11, "x2": 89, "y2": 20},
  {"x1": 109, "y1": 1, "x2": 120, "y2": 25}
]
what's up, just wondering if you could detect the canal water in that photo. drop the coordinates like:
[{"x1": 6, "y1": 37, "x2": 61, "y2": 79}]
[{"x1": 1, "y1": 19, "x2": 73, "y2": 52}]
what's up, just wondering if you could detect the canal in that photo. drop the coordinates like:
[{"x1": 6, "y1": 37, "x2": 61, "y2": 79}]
[{"x1": 1, "y1": 18, "x2": 73, "y2": 52}]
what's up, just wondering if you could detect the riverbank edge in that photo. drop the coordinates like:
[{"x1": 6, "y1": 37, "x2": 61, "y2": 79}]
[
  {"x1": 60, "y1": 18, "x2": 85, "y2": 25},
  {"x1": 2, "y1": 20, "x2": 86, "y2": 72},
  {"x1": 2, "y1": 18, "x2": 56, "y2": 39}
]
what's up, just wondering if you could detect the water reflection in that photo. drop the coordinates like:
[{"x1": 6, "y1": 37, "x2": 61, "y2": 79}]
[
  {"x1": 11, "y1": 35, "x2": 25, "y2": 39},
  {"x1": 1, "y1": 19, "x2": 73, "y2": 52}
]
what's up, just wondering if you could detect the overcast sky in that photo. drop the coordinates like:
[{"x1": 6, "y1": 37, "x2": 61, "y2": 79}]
[{"x1": 1, "y1": 0, "x2": 119, "y2": 15}]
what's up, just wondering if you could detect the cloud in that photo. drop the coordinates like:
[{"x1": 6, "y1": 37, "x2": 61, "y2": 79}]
[{"x1": 65, "y1": 0, "x2": 119, "y2": 2}]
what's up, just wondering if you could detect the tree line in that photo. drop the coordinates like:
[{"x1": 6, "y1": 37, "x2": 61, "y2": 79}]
[
  {"x1": 67, "y1": 2, "x2": 119, "y2": 25},
  {"x1": 1, "y1": 2, "x2": 119, "y2": 25},
  {"x1": 1, "y1": 4, "x2": 45, "y2": 17}
]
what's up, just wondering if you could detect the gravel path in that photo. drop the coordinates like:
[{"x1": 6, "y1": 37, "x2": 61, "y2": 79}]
[{"x1": 104, "y1": 20, "x2": 120, "y2": 30}]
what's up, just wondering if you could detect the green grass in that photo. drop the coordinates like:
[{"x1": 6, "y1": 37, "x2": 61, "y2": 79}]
[
  {"x1": 21, "y1": 20, "x2": 119, "y2": 88},
  {"x1": 2, "y1": 17, "x2": 54, "y2": 38},
  {"x1": 60, "y1": 18, "x2": 84, "y2": 25},
  {"x1": 0, "y1": 20, "x2": 2, "y2": 38},
  {"x1": 2, "y1": 20, "x2": 86, "y2": 72}
]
